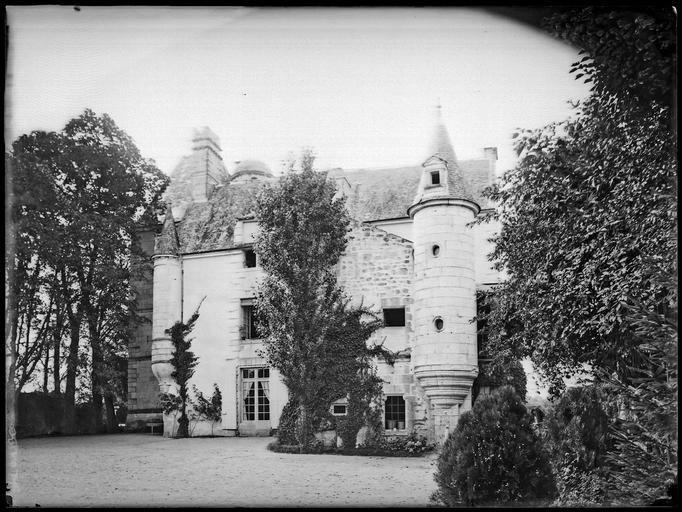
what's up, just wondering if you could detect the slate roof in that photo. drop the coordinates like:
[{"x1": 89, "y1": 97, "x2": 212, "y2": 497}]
[
  {"x1": 175, "y1": 180, "x2": 265, "y2": 253},
  {"x1": 163, "y1": 108, "x2": 494, "y2": 253},
  {"x1": 328, "y1": 159, "x2": 492, "y2": 222},
  {"x1": 168, "y1": 157, "x2": 494, "y2": 254}
]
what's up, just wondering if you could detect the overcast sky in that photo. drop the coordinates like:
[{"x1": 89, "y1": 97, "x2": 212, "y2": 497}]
[{"x1": 5, "y1": 6, "x2": 590, "y2": 177}]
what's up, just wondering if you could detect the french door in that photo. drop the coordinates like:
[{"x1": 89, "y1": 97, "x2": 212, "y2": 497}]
[{"x1": 239, "y1": 367, "x2": 271, "y2": 435}]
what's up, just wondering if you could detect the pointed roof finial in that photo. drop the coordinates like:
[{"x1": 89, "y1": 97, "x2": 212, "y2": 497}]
[
  {"x1": 428, "y1": 102, "x2": 457, "y2": 166},
  {"x1": 154, "y1": 203, "x2": 180, "y2": 256}
]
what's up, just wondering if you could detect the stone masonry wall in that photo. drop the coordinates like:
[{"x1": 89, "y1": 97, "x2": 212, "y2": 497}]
[
  {"x1": 338, "y1": 222, "x2": 432, "y2": 438},
  {"x1": 127, "y1": 228, "x2": 162, "y2": 428}
]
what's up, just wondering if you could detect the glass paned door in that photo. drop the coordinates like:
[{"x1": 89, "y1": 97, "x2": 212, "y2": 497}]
[{"x1": 240, "y1": 368, "x2": 271, "y2": 434}]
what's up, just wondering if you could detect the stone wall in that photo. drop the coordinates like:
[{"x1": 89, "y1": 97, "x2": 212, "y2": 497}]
[
  {"x1": 126, "y1": 312, "x2": 160, "y2": 428},
  {"x1": 337, "y1": 223, "x2": 432, "y2": 436},
  {"x1": 127, "y1": 228, "x2": 162, "y2": 428},
  {"x1": 181, "y1": 249, "x2": 287, "y2": 435}
]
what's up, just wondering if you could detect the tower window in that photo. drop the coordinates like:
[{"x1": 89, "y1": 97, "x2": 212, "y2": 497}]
[
  {"x1": 383, "y1": 307, "x2": 405, "y2": 327},
  {"x1": 434, "y1": 317, "x2": 444, "y2": 331},
  {"x1": 385, "y1": 396, "x2": 406, "y2": 430},
  {"x1": 244, "y1": 248, "x2": 257, "y2": 268},
  {"x1": 432, "y1": 244, "x2": 440, "y2": 257},
  {"x1": 430, "y1": 171, "x2": 441, "y2": 185}
]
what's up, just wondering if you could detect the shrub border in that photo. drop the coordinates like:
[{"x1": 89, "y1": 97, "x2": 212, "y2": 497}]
[{"x1": 266, "y1": 440, "x2": 433, "y2": 457}]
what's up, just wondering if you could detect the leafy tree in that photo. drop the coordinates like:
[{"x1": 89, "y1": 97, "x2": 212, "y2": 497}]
[
  {"x1": 544, "y1": 386, "x2": 611, "y2": 505},
  {"x1": 334, "y1": 364, "x2": 384, "y2": 450},
  {"x1": 478, "y1": 7, "x2": 676, "y2": 503},
  {"x1": 473, "y1": 290, "x2": 527, "y2": 402},
  {"x1": 8, "y1": 132, "x2": 64, "y2": 397},
  {"x1": 478, "y1": 6, "x2": 676, "y2": 391},
  {"x1": 164, "y1": 298, "x2": 204, "y2": 438},
  {"x1": 254, "y1": 150, "x2": 383, "y2": 450},
  {"x1": 7, "y1": 109, "x2": 169, "y2": 434},
  {"x1": 597, "y1": 330, "x2": 677, "y2": 505},
  {"x1": 432, "y1": 386, "x2": 556, "y2": 506}
]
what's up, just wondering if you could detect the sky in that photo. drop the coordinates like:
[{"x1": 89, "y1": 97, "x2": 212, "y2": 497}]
[{"x1": 5, "y1": 6, "x2": 590, "y2": 177}]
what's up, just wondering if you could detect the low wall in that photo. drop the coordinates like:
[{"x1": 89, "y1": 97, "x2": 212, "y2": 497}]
[
  {"x1": 15, "y1": 392, "x2": 102, "y2": 438},
  {"x1": 16, "y1": 392, "x2": 65, "y2": 438}
]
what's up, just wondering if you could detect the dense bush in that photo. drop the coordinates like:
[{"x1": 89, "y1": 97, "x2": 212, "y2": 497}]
[
  {"x1": 545, "y1": 385, "x2": 611, "y2": 505},
  {"x1": 335, "y1": 369, "x2": 384, "y2": 449},
  {"x1": 276, "y1": 398, "x2": 301, "y2": 445},
  {"x1": 267, "y1": 439, "x2": 325, "y2": 454},
  {"x1": 372, "y1": 432, "x2": 434, "y2": 455},
  {"x1": 432, "y1": 386, "x2": 556, "y2": 506},
  {"x1": 267, "y1": 431, "x2": 434, "y2": 457},
  {"x1": 473, "y1": 357, "x2": 528, "y2": 402}
]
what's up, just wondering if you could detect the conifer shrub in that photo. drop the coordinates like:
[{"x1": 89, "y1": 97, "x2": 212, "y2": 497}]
[
  {"x1": 544, "y1": 385, "x2": 611, "y2": 505},
  {"x1": 276, "y1": 398, "x2": 300, "y2": 445},
  {"x1": 432, "y1": 386, "x2": 556, "y2": 506}
]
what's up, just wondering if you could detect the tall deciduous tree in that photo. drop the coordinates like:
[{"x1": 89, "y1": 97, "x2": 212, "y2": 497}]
[
  {"x1": 479, "y1": 7, "x2": 676, "y2": 503},
  {"x1": 7, "y1": 109, "x2": 169, "y2": 434},
  {"x1": 254, "y1": 151, "x2": 383, "y2": 449},
  {"x1": 480, "y1": 6, "x2": 676, "y2": 390}
]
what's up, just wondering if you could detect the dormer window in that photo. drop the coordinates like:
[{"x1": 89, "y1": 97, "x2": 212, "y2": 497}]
[
  {"x1": 244, "y1": 248, "x2": 257, "y2": 268},
  {"x1": 430, "y1": 171, "x2": 441, "y2": 186}
]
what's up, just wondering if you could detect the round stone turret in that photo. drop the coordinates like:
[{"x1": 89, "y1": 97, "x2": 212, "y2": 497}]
[
  {"x1": 151, "y1": 206, "x2": 182, "y2": 398},
  {"x1": 408, "y1": 106, "x2": 480, "y2": 444}
]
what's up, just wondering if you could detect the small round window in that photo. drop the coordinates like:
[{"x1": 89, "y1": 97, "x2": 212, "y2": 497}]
[
  {"x1": 432, "y1": 244, "x2": 440, "y2": 257},
  {"x1": 434, "y1": 317, "x2": 444, "y2": 331}
]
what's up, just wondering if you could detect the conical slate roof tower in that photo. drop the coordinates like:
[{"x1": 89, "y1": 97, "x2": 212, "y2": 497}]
[
  {"x1": 408, "y1": 104, "x2": 480, "y2": 444},
  {"x1": 154, "y1": 204, "x2": 179, "y2": 256},
  {"x1": 410, "y1": 104, "x2": 477, "y2": 215}
]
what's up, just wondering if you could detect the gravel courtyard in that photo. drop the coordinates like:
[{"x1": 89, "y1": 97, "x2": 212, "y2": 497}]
[{"x1": 13, "y1": 434, "x2": 439, "y2": 507}]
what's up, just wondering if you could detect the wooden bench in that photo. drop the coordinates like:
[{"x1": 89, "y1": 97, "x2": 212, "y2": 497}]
[{"x1": 146, "y1": 422, "x2": 163, "y2": 435}]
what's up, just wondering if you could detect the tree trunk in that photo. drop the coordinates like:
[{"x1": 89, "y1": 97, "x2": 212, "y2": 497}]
[
  {"x1": 298, "y1": 402, "x2": 313, "y2": 452},
  {"x1": 6, "y1": 172, "x2": 19, "y2": 501},
  {"x1": 89, "y1": 328, "x2": 104, "y2": 433},
  {"x1": 177, "y1": 386, "x2": 189, "y2": 438},
  {"x1": 63, "y1": 321, "x2": 80, "y2": 435},
  {"x1": 53, "y1": 331, "x2": 61, "y2": 394},
  {"x1": 53, "y1": 292, "x2": 63, "y2": 395},
  {"x1": 104, "y1": 393, "x2": 117, "y2": 433},
  {"x1": 42, "y1": 342, "x2": 50, "y2": 393}
]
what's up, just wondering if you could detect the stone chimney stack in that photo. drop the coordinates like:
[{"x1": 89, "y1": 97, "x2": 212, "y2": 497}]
[
  {"x1": 483, "y1": 146, "x2": 498, "y2": 161},
  {"x1": 483, "y1": 146, "x2": 498, "y2": 185},
  {"x1": 189, "y1": 127, "x2": 225, "y2": 203}
]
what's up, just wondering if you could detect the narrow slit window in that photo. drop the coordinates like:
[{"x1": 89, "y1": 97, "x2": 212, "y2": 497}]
[
  {"x1": 430, "y1": 171, "x2": 441, "y2": 185},
  {"x1": 383, "y1": 307, "x2": 405, "y2": 327}
]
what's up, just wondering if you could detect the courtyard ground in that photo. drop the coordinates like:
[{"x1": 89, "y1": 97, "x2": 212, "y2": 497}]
[{"x1": 12, "y1": 434, "x2": 439, "y2": 507}]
